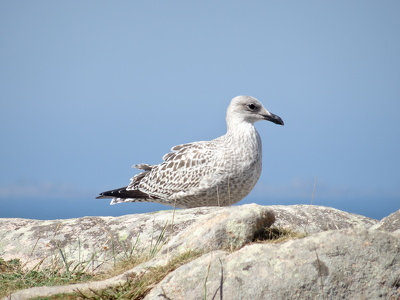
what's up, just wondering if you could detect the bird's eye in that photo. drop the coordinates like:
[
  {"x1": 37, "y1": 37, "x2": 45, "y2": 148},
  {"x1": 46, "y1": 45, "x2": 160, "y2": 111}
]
[{"x1": 247, "y1": 103, "x2": 256, "y2": 110}]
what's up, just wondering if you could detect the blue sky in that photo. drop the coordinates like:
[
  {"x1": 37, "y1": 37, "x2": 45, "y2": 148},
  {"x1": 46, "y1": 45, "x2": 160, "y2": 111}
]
[{"x1": 1, "y1": 1, "x2": 399, "y2": 220}]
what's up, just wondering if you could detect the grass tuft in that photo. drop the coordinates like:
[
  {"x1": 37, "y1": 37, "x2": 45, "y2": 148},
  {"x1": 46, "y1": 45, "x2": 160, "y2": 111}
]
[
  {"x1": 74, "y1": 249, "x2": 202, "y2": 300},
  {"x1": 0, "y1": 257, "x2": 95, "y2": 298},
  {"x1": 253, "y1": 226, "x2": 307, "y2": 244}
]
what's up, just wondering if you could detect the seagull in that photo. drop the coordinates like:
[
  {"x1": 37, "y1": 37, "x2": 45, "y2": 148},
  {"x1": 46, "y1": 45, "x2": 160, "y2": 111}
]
[{"x1": 97, "y1": 95, "x2": 284, "y2": 208}]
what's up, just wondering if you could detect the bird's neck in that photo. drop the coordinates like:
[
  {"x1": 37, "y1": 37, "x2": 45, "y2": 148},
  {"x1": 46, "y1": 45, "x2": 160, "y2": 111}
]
[
  {"x1": 225, "y1": 121, "x2": 262, "y2": 154},
  {"x1": 226, "y1": 115, "x2": 256, "y2": 137}
]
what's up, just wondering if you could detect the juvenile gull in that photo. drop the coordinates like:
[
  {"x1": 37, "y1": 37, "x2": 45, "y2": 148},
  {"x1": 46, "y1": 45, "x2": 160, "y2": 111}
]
[{"x1": 97, "y1": 95, "x2": 284, "y2": 208}]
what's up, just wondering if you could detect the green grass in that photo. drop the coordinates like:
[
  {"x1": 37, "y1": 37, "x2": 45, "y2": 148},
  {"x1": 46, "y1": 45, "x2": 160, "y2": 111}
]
[
  {"x1": 0, "y1": 257, "x2": 96, "y2": 298},
  {"x1": 7, "y1": 250, "x2": 202, "y2": 300}
]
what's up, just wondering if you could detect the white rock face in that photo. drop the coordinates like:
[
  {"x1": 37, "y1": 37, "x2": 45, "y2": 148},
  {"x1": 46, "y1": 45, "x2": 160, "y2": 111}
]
[
  {"x1": 1, "y1": 205, "x2": 399, "y2": 300},
  {"x1": 146, "y1": 229, "x2": 400, "y2": 300}
]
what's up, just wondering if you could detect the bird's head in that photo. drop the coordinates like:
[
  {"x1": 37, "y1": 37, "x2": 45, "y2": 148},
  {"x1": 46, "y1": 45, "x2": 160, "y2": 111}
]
[{"x1": 227, "y1": 95, "x2": 284, "y2": 126}]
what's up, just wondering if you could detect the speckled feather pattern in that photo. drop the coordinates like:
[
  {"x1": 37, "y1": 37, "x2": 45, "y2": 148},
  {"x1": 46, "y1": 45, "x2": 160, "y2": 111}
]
[{"x1": 98, "y1": 96, "x2": 283, "y2": 208}]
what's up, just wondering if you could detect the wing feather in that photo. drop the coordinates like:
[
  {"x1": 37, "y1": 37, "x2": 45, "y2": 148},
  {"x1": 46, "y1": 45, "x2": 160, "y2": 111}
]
[{"x1": 127, "y1": 141, "x2": 222, "y2": 199}]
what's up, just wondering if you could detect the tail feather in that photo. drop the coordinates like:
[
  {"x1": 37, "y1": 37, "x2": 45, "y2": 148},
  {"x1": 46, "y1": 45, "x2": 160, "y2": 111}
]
[{"x1": 96, "y1": 187, "x2": 155, "y2": 200}]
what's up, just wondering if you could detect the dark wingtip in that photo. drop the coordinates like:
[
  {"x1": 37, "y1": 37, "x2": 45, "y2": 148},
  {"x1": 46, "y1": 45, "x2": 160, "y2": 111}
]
[
  {"x1": 96, "y1": 192, "x2": 111, "y2": 199},
  {"x1": 96, "y1": 186, "x2": 155, "y2": 200},
  {"x1": 96, "y1": 187, "x2": 128, "y2": 199}
]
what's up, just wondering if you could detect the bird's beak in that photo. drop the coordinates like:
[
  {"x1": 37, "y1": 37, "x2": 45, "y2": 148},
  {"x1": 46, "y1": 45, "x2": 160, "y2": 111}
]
[{"x1": 263, "y1": 112, "x2": 284, "y2": 125}]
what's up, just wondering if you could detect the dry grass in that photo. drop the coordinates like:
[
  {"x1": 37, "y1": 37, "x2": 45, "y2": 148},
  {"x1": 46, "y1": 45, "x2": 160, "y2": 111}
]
[
  {"x1": 253, "y1": 226, "x2": 307, "y2": 244},
  {"x1": 77, "y1": 250, "x2": 201, "y2": 300}
]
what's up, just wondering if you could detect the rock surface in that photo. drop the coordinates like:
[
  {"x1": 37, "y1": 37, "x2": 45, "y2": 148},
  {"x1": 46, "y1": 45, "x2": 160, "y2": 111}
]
[
  {"x1": 266, "y1": 204, "x2": 377, "y2": 233},
  {"x1": 0, "y1": 204, "x2": 276, "y2": 272},
  {"x1": 371, "y1": 209, "x2": 400, "y2": 234},
  {"x1": 146, "y1": 229, "x2": 400, "y2": 300},
  {"x1": 1, "y1": 205, "x2": 399, "y2": 300}
]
